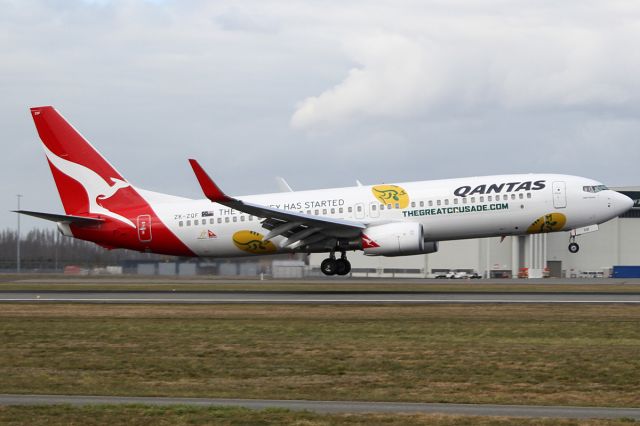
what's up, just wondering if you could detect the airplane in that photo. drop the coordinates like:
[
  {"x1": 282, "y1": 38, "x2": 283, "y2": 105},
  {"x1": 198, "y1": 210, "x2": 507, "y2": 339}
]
[{"x1": 16, "y1": 106, "x2": 634, "y2": 276}]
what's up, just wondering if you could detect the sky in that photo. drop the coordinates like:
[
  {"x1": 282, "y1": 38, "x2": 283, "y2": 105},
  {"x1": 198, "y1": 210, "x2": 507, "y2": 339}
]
[{"x1": 2, "y1": 0, "x2": 640, "y2": 233}]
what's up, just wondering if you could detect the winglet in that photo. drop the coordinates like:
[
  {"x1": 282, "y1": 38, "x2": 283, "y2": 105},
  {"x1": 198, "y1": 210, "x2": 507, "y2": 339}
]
[{"x1": 188, "y1": 159, "x2": 234, "y2": 203}]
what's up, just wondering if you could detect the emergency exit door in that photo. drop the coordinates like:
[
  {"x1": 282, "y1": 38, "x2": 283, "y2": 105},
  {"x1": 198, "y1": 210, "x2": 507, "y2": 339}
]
[
  {"x1": 137, "y1": 215, "x2": 152, "y2": 242},
  {"x1": 552, "y1": 181, "x2": 567, "y2": 208}
]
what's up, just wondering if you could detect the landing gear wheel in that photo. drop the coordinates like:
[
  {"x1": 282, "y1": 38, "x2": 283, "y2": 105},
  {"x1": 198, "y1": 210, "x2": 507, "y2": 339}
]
[
  {"x1": 335, "y1": 259, "x2": 351, "y2": 276},
  {"x1": 321, "y1": 258, "x2": 338, "y2": 276},
  {"x1": 568, "y1": 242, "x2": 580, "y2": 254}
]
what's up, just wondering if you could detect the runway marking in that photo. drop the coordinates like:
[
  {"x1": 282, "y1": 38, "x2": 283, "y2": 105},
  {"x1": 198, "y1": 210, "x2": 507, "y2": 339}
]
[{"x1": 0, "y1": 394, "x2": 638, "y2": 419}]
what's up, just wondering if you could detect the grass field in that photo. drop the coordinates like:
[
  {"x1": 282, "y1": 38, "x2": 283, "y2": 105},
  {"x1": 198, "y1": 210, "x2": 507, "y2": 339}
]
[
  {"x1": 1, "y1": 303, "x2": 639, "y2": 408},
  {"x1": 2, "y1": 274, "x2": 640, "y2": 292},
  {"x1": 0, "y1": 405, "x2": 637, "y2": 426}
]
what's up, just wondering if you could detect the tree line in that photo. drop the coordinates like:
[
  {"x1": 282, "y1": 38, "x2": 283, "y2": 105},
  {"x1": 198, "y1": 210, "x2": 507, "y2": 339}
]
[{"x1": 0, "y1": 228, "x2": 164, "y2": 271}]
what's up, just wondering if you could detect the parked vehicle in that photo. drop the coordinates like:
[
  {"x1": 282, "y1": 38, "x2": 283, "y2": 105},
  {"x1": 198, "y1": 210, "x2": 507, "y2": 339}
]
[{"x1": 435, "y1": 270, "x2": 481, "y2": 279}]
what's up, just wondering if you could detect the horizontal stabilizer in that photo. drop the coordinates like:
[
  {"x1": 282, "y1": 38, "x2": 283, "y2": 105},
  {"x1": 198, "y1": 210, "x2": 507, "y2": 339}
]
[{"x1": 13, "y1": 210, "x2": 104, "y2": 225}]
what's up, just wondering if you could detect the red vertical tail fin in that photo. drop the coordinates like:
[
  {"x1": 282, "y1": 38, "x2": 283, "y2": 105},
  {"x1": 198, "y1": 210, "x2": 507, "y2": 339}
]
[{"x1": 30, "y1": 106, "x2": 136, "y2": 226}]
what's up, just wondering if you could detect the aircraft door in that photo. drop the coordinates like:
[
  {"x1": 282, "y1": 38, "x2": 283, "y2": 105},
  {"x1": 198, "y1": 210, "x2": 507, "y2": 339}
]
[
  {"x1": 552, "y1": 181, "x2": 567, "y2": 208},
  {"x1": 369, "y1": 202, "x2": 380, "y2": 218},
  {"x1": 137, "y1": 214, "x2": 152, "y2": 242}
]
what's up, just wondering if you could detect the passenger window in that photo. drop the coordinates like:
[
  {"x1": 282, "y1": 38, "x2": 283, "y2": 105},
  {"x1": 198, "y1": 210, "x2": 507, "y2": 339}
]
[
  {"x1": 411, "y1": 202, "x2": 416, "y2": 208},
  {"x1": 186, "y1": 220, "x2": 191, "y2": 226},
  {"x1": 307, "y1": 210, "x2": 311, "y2": 215},
  {"x1": 454, "y1": 198, "x2": 459, "y2": 205},
  {"x1": 527, "y1": 193, "x2": 532, "y2": 199},
  {"x1": 314, "y1": 209, "x2": 319, "y2": 215},
  {"x1": 233, "y1": 216, "x2": 237, "y2": 222},
  {"x1": 249, "y1": 216, "x2": 253, "y2": 221},
  {"x1": 323, "y1": 209, "x2": 327, "y2": 215},
  {"x1": 179, "y1": 221, "x2": 183, "y2": 227},
  {"x1": 387, "y1": 204, "x2": 392, "y2": 209},
  {"x1": 471, "y1": 197, "x2": 475, "y2": 203},
  {"x1": 511, "y1": 194, "x2": 516, "y2": 200},
  {"x1": 429, "y1": 200, "x2": 433, "y2": 207},
  {"x1": 463, "y1": 198, "x2": 467, "y2": 204},
  {"x1": 419, "y1": 201, "x2": 424, "y2": 207},
  {"x1": 348, "y1": 207, "x2": 353, "y2": 213},
  {"x1": 357, "y1": 205, "x2": 362, "y2": 212},
  {"x1": 339, "y1": 207, "x2": 343, "y2": 213},
  {"x1": 331, "y1": 208, "x2": 335, "y2": 214},
  {"x1": 437, "y1": 200, "x2": 441, "y2": 206},
  {"x1": 444, "y1": 199, "x2": 449, "y2": 206},
  {"x1": 225, "y1": 217, "x2": 229, "y2": 223},
  {"x1": 217, "y1": 218, "x2": 222, "y2": 224},
  {"x1": 210, "y1": 218, "x2": 214, "y2": 224},
  {"x1": 479, "y1": 196, "x2": 484, "y2": 202},
  {"x1": 395, "y1": 203, "x2": 399, "y2": 209},
  {"x1": 519, "y1": 193, "x2": 524, "y2": 199},
  {"x1": 379, "y1": 204, "x2": 384, "y2": 210},
  {"x1": 371, "y1": 205, "x2": 376, "y2": 211},
  {"x1": 488, "y1": 195, "x2": 492, "y2": 202},
  {"x1": 240, "y1": 216, "x2": 245, "y2": 222},
  {"x1": 194, "y1": 219, "x2": 199, "y2": 226}
]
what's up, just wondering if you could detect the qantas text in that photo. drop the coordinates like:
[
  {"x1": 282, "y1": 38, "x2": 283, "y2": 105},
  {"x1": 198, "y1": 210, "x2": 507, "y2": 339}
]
[{"x1": 454, "y1": 180, "x2": 545, "y2": 197}]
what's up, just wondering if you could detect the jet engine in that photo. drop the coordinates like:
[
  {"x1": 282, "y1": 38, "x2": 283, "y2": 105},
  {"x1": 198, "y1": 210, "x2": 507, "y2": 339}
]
[{"x1": 361, "y1": 222, "x2": 439, "y2": 256}]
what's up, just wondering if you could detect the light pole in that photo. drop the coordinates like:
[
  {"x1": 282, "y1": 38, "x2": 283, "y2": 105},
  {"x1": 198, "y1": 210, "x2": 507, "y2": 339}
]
[{"x1": 16, "y1": 194, "x2": 22, "y2": 274}]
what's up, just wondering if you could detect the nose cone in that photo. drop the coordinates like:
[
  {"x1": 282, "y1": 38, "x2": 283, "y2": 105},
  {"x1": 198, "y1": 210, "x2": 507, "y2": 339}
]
[{"x1": 614, "y1": 192, "x2": 634, "y2": 216}]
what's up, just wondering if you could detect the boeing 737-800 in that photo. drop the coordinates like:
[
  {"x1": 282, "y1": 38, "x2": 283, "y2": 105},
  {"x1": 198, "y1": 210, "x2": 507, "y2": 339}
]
[{"x1": 17, "y1": 106, "x2": 634, "y2": 276}]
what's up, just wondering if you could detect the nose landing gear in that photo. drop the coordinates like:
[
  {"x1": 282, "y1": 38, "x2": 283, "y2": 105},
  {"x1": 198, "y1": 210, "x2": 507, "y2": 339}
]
[
  {"x1": 320, "y1": 251, "x2": 352, "y2": 276},
  {"x1": 568, "y1": 232, "x2": 580, "y2": 253}
]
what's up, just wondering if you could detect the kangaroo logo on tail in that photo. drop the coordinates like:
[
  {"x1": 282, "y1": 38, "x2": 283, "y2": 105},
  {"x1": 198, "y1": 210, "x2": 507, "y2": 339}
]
[{"x1": 42, "y1": 144, "x2": 135, "y2": 228}]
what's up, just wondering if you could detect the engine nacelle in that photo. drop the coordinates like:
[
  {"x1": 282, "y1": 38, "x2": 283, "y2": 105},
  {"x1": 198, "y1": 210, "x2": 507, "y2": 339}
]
[{"x1": 361, "y1": 222, "x2": 439, "y2": 256}]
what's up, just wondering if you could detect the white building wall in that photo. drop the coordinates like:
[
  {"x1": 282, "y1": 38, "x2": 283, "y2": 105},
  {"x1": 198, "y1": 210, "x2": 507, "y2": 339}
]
[{"x1": 620, "y1": 219, "x2": 640, "y2": 264}]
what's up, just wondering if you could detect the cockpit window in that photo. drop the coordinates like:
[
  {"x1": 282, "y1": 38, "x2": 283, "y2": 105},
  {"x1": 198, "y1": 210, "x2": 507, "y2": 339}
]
[{"x1": 583, "y1": 185, "x2": 609, "y2": 193}]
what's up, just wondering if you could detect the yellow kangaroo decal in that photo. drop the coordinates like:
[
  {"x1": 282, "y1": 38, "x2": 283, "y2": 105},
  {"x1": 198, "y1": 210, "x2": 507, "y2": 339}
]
[
  {"x1": 232, "y1": 230, "x2": 277, "y2": 254},
  {"x1": 527, "y1": 213, "x2": 567, "y2": 234},
  {"x1": 371, "y1": 185, "x2": 410, "y2": 209}
]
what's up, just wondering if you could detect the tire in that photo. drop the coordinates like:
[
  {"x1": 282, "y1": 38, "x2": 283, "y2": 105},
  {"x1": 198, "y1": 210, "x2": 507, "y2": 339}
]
[
  {"x1": 336, "y1": 259, "x2": 351, "y2": 276},
  {"x1": 321, "y1": 258, "x2": 338, "y2": 275},
  {"x1": 568, "y1": 242, "x2": 580, "y2": 254}
]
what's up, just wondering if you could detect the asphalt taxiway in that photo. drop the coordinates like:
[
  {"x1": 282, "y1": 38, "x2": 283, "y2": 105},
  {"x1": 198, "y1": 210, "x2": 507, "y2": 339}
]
[
  {"x1": 1, "y1": 290, "x2": 639, "y2": 304},
  {"x1": 0, "y1": 394, "x2": 638, "y2": 419}
]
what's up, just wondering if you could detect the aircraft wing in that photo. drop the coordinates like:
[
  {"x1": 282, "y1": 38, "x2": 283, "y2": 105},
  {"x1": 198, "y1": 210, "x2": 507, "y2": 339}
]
[{"x1": 189, "y1": 159, "x2": 365, "y2": 249}]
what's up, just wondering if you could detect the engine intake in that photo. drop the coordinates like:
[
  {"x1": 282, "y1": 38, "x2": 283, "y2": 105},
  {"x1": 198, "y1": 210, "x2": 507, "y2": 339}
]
[{"x1": 361, "y1": 222, "x2": 438, "y2": 256}]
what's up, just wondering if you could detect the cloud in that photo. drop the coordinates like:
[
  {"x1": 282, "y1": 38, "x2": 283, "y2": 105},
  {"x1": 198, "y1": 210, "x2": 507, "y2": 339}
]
[
  {"x1": 291, "y1": 4, "x2": 640, "y2": 129},
  {"x1": 291, "y1": 34, "x2": 445, "y2": 128}
]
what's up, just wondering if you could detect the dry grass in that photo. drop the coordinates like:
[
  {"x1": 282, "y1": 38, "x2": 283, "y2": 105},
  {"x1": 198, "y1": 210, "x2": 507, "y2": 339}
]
[
  {"x1": 0, "y1": 304, "x2": 639, "y2": 408},
  {"x1": 0, "y1": 406, "x2": 637, "y2": 426}
]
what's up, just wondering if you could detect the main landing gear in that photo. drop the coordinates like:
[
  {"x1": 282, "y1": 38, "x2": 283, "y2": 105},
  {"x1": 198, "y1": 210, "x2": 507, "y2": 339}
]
[{"x1": 320, "y1": 251, "x2": 352, "y2": 276}]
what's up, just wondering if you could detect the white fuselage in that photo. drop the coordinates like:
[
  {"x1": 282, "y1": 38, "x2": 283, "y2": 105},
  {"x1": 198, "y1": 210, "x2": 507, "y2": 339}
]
[{"x1": 139, "y1": 173, "x2": 632, "y2": 257}]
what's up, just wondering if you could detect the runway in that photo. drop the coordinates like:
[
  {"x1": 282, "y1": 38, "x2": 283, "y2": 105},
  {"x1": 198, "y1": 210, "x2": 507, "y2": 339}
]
[
  {"x1": 1, "y1": 290, "x2": 639, "y2": 304},
  {"x1": 0, "y1": 394, "x2": 638, "y2": 419}
]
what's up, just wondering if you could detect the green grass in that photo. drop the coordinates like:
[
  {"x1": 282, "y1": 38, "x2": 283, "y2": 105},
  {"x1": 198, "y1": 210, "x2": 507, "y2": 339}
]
[
  {"x1": 0, "y1": 405, "x2": 637, "y2": 426},
  {"x1": 0, "y1": 304, "x2": 639, "y2": 408}
]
